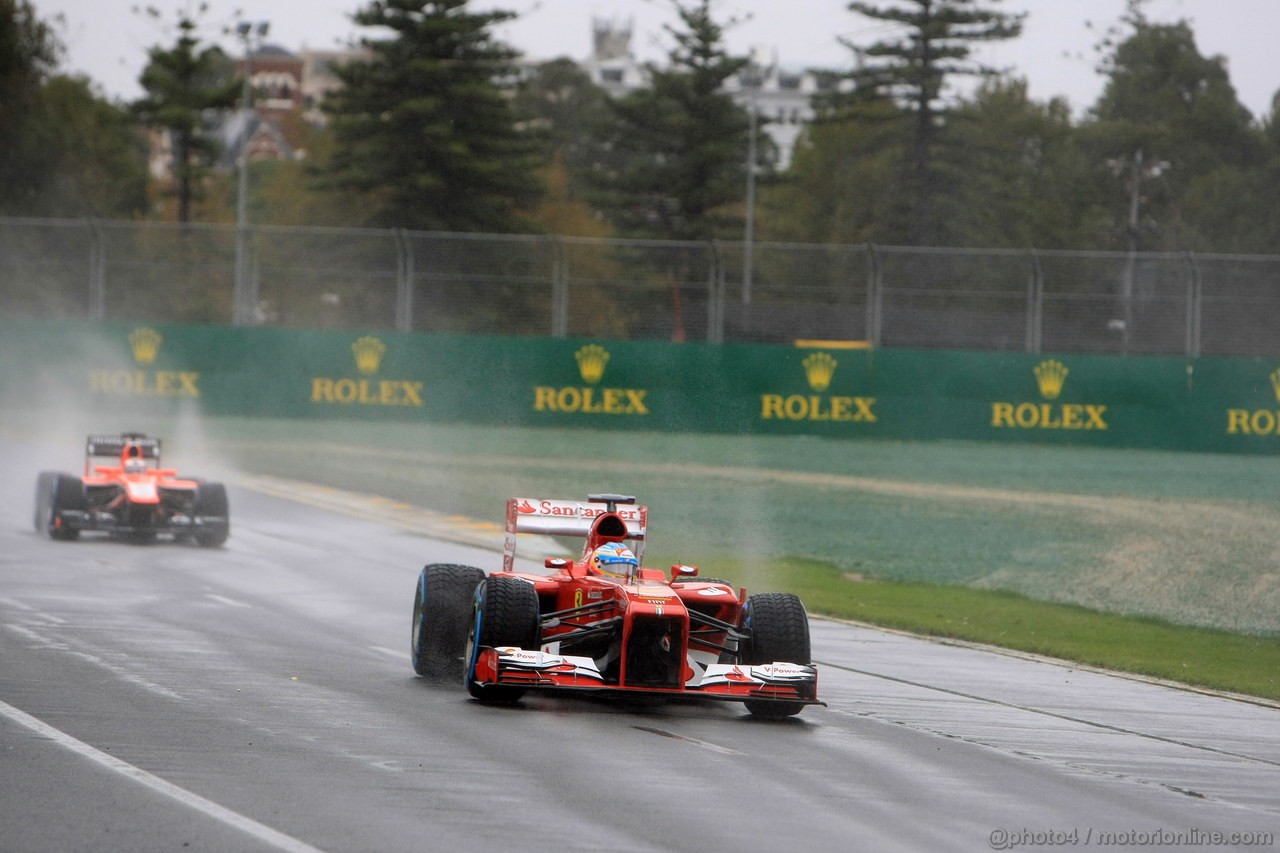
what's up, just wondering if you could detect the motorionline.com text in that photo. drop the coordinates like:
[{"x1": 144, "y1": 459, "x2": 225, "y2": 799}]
[{"x1": 988, "y1": 827, "x2": 1274, "y2": 849}]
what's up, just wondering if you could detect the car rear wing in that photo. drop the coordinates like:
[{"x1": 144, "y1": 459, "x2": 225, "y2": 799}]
[
  {"x1": 86, "y1": 434, "x2": 161, "y2": 461},
  {"x1": 504, "y1": 495, "x2": 648, "y2": 571}
]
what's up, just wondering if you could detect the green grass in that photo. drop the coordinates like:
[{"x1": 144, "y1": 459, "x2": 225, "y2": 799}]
[
  {"x1": 191, "y1": 419, "x2": 1280, "y2": 637},
  {"x1": 661, "y1": 555, "x2": 1280, "y2": 701}
]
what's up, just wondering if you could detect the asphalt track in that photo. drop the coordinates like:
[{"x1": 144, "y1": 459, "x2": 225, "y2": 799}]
[{"x1": 2, "y1": 447, "x2": 1277, "y2": 852}]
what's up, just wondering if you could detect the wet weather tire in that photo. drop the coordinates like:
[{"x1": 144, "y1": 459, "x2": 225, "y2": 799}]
[
  {"x1": 741, "y1": 592, "x2": 811, "y2": 719},
  {"x1": 411, "y1": 564, "x2": 485, "y2": 680},
  {"x1": 34, "y1": 472, "x2": 54, "y2": 533},
  {"x1": 192, "y1": 483, "x2": 229, "y2": 548},
  {"x1": 464, "y1": 575, "x2": 540, "y2": 702},
  {"x1": 39, "y1": 473, "x2": 83, "y2": 541}
]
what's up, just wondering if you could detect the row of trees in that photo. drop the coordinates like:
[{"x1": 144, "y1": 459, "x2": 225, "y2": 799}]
[
  {"x1": 2, "y1": 0, "x2": 1279, "y2": 254},
  {"x1": 1, "y1": 1, "x2": 148, "y2": 218}
]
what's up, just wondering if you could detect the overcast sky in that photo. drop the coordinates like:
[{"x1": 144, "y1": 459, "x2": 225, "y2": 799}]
[{"x1": 31, "y1": 0, "x2": 1280, "y2": 120}]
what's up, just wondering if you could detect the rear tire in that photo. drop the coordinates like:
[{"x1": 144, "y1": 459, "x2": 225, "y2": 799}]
[
  {"x1": 464, "y1": 575, "x2": 540, "y2": 702},
  {"x1": 740, "y1": 592, "x2": 811, "y2": 719},
  {"x1": 192, "y1": 483, "x2": 229, "y2": 548},
  {"x1": 411, "y1": 564, "x2": 485, "y2": 680}
]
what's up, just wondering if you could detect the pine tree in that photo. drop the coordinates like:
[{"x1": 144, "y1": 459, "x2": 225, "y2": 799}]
[
  {"x1": 839, "y1": 0, "x2": 1023, "y2": 244},
  {"x1": 319, "y1": 0, "x2": 543, "y2": 232},
  {"x1": 588, "y1": 0, "x2": 752, "y2": 241},
  {"x1": 132, "y1": 8, "x2": 239, "y2": 223}
]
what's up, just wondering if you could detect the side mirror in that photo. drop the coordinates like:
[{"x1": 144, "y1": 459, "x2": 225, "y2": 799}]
[
  {"x1": 671, "y1": 564, "x2": 699, "y2": 581},
  {"x1": 545, "y1": 557, "x2": 569, "y2": 569}
]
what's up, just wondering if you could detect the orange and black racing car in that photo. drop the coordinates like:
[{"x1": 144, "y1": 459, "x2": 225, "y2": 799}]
[{"x1": 34, "y1": 433, "x2": 229, "y2": 546}]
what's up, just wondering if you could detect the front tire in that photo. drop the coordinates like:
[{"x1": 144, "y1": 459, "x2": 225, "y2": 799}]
[
  {"x1": 192, "y1": 483, "x2": 229, "y2": 548},
  {"x1": 43, "y1": 474, "x2": 84, "y2": 541},
  {"x1": 34, "y1": 472, "x2": 55, "y2": 532},
  {"x1": 411, "y1": 564, "x2": 485, "y2": 680},
  {"x1": 464, "y1": 575, "x2": 540, "y2": 702},
  {"x1": 740, "y1": 592, "x2": 812, "y2": 719}
]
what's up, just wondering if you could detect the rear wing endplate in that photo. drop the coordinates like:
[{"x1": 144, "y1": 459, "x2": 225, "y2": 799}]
[{"x1": 504, "y1": 496, "x2": 647, "y2": 572}]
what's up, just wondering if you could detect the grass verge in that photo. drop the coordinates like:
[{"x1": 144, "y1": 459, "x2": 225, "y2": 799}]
[{"x1": 683, "y1": 555, "x2": 1280, "y2": 702}]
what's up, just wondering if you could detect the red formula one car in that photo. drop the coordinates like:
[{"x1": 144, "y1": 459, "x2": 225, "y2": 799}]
[
  {"x1": 411, "y1": 494, "x2": 821, "y2": 719},
  {"x1": 34, "y1": 433, "x2": 230, "y2": 546}
]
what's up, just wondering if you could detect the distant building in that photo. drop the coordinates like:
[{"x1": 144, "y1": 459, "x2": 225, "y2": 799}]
[
  {"x1": 148, "y1": 22, "x2": 831, "y2": 188},
  {"x1": 235, "y1": 44, "x2": 304, "y2": 118},
  {"x1": 573, "y1": 18, "x2": 834, "y2": 169},
  {"x1": 214, "y1": 109, "x2": 295, "y2": 172},
  {"x1": 579, "y1": 17, "x2": 647, "y2": 96},
  {"x1": 192, "y1": 43, "x2": 309, "y2": 176},
  {"x1": 299, "y1": 48, "x2": 367, "y2": 125}
]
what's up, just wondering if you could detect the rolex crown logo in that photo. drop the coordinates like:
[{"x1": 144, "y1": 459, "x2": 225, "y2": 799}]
[
  {"x1": 575, "y1": 344, "x2": 610, "y2": 385},
  {"x1": 802, "y1": 352, "x2": 838, "y2": 392},
  {"x1": 1034, "y1": 359, "x2": 1069, "y2": 400},
  {"x1": 351, "y1": 336, "x2": 386, "y2": 375},
  {"x1": 1270, "y1": 368, "x2": 1280, "y2": 403},
  {"x1": 128, "y1": 327, "x2": 163, "y2": 365}
]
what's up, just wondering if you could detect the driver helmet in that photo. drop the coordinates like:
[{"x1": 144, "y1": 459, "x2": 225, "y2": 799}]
[
  {"x1": 124, "y1": 458, "x2": 146, "y2": 474},
  {"x1": 590, "y1": 542, "x2": 638, "y2": 578}
]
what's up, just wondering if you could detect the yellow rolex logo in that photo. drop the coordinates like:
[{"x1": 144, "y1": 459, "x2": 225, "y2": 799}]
[
  {"x1": 1270, "y1": 368, "x2": 1280, "y2": 402},
  {"x1": 802, "y1": 352, "x2": 837, "y2": 392},
  {"x1": 534, "y1": 344, "x2": 647, "y2": 416},
  {"x1": 575, "y1": 344, "x2": 609, "y2": 385},
  {"x1": 992, "y1": 359, "x2": 1104, "y2": 431},
  {"x1": 128, "y1": 327, "x2": 163, "y2": 365},
  {"x1": 96, "y1": 327, "x2": 198, "y2": 398},
  {"x1": 313, "y1": 336, "x2": 420, "y2": 407},
  {"x1": 760, "y1": 350, "x2": 873, "y2": 423},
  {"x1": 351, "y1": 336, "x2": 386, "y2": 375},
  {"x1": 1034, "y1": 359, "x2": 1068, "y2": 400}
]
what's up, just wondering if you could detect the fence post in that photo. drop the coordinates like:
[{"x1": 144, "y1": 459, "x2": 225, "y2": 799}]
[
  {"x1": 865, "y1": 243, "x2": 881, "y2": 347},
  {"x1": 232, "y1": 225, "x2": 262, "y2": 326},
  {"x1": 394, "y1": 228, "x2": 413, "y2": 333},
  {"x1": 1026, "y1": 249, "x2": 1043, "y2": 353},
  {"x1": 232, "y1": 225, "x2": 247, "y2": 325},
  {"x1": 550, "y1": 236, "x2": 568, "y2": 338},
  {"x1": 250, "y1": 241, "x2": 261, "y2": 323},
  {"x1": 1183, "y1": 251, "x2": 1201, "y2": 358},
  {"x1": 707, "y1": 240, "x2": 725, "y2": 344},
  {"x1": 87, "y1": 219, "x2": 105, "y2": 321}
]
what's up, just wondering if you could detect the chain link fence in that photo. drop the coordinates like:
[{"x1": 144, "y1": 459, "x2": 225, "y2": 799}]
[{"x1": 2, "y1": 217, "x2": 1278, "y2": 356}]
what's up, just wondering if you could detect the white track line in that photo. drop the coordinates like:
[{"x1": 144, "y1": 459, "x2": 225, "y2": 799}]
[
  {"x1": 205, "y1": 593, "x2": 253, "y2": 609},
  {"x1": 0, "y1": 699, "x2": 325, "y2": 853}
]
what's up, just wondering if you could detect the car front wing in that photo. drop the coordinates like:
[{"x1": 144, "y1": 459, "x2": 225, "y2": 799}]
[{"x1": 471, "y1": 647, "x2": 823, "y2": 707}]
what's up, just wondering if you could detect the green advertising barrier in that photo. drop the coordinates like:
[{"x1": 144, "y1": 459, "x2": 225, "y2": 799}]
[{"x1": 2, "y1": 317, "x2": 1279, "y2": 454}]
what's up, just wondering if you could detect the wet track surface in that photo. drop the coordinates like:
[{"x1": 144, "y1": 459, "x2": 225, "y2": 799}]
[{"x1": 2, "y1": 449, "x2": 1277, "y2": 852}]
